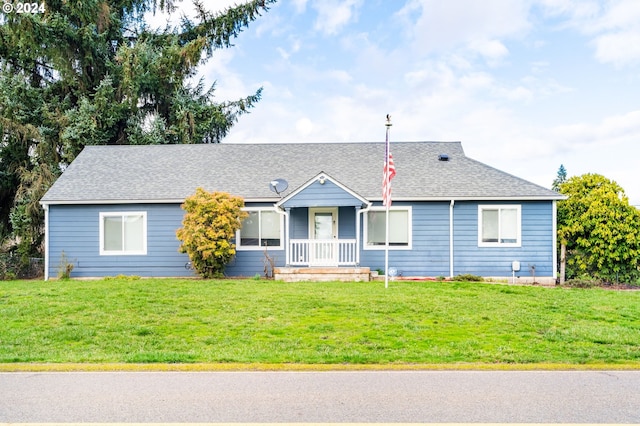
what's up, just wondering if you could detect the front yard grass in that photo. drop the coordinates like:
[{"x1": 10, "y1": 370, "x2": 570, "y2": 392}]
[{"x1": 0, "y1": 278, "x2": 639, "y2": 367}]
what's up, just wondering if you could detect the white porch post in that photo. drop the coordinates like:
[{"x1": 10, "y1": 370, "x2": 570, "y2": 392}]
[
  {"x1": 285, "y1": 207, "x2": 291, "y2": 266},
  {"x1": 355, "y1": 206, "x2": 361, "y2": 266}
]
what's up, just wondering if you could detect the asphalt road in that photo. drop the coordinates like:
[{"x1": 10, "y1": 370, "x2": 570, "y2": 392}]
[{"x1": 1, "y1": 370, "x2": 639, "y2": 423}]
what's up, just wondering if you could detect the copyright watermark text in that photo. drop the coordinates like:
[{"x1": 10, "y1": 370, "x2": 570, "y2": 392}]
[{"x1": 2, "y1": 1, "x2": 46, "y2": 14}]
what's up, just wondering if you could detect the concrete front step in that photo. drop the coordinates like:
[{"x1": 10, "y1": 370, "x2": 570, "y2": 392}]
[{"x1": 274, "y1": 267, "x2": 371, "y2": 282}]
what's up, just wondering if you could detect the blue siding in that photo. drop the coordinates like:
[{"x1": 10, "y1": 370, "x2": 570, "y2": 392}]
[
  {"x1": 48, "y1": 199, "x2": 555, "y2": 279},
  {"x1": 359, "y1": 202, "x2": 451, "y2": 276},
  {"x1": 47, "y1": 203, "x2": 286, "y2": 278},
  {"x1": 225, "y1": 248, "x2": 286, "y2": 277},
  {"x1": 48, "y1": 204, "x2": 195, "y2": 278},
  {"x1": 289, "y1": 208, "x2": 308, "y2": 239},
  {"x1": 358, "y1": 201, "x2": 554, "y2": 278},
  {"x1": 452, "y1": 201, "x2": 553, "y2": 278},
  {"x1": 338, "y1": 207, "x2": 356, "y2": 239},
  {"x1": 281, "y1": 180, "x2": 365, "y2": 208}
]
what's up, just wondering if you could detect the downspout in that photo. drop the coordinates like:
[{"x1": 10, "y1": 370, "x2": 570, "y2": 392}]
[
  {"x1": 552, "y1": 200, "x2": 558, "y2": 282},
  {"x1": 43, "y1": 203, "x2": 49, "y2": 281},
  {"x1": 449, "y1": 199, "x2": 455, "y2": 278}
]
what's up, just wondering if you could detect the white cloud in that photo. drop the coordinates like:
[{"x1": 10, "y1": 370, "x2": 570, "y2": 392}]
[
  {"x1": 535, "y1": 0, "x2": 600, "y2": 22},
  {"x1": 592, "y1": 31, "x2": 640, "y2": 67},
  {"x1": 467, "y1": 39, "x2": 510, "y2": 62},
  {"x1": 295, "y1": 117, "x2": 315, "y2": 136},
  {"x1": 292, "y1": 0, "x2": 308, "y2": 14},
  {"x1": 145, "y1": 1, "x2": 251, "y2": 28},
  {"x1": 592, "y1": 0, "x2": 640, "y2": 32},
  {"x1": 398, "y1": 0, "x2": 530, "y2": 55},
  {"x1": 538, "y1": 0, "x2": 640, "y2": 67},
  {"x1": 310, "y1": 0, "x2": 363, "y2": 35},
  {"x1": 276, "y1": 39, "x2": 301, "y2": 60},
  {"x1": 589, "y1": 0, "x2": 640, "y2": 66},
  {"x1": 552, "y1": 110, "x2": 640, "y2": 147}
]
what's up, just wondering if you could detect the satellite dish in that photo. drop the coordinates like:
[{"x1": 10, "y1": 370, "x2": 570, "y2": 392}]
[{"x1": 269, "y1": 178, "x2": 288, "y2": 196}]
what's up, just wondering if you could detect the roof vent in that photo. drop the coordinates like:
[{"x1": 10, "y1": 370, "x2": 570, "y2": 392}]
[{"x1": 438, "y1": 154, "x2": 449, "y2": 161}]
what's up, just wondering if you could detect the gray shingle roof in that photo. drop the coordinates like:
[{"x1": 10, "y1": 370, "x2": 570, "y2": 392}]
[{"x1": 40, "y1": 141, "x2": 563, "y2": 204}]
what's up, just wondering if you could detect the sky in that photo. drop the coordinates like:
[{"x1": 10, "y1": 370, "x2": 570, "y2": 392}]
[{"x1": 149, "y1": 0, "x2": 640, "y2": 206}]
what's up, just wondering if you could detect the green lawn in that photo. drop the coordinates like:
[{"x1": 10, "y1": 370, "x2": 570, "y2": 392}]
[{"x1": 1, "y1": 278, "x2": 639, "y2": 366}]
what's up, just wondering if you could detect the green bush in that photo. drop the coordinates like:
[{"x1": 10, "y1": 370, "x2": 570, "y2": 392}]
[
  {"x1": 57, "y1": 251, "x2": 74, "y2": 279},
  {"x1": 176, "y1": 189, "x2": 247, "y2": 278},
  {"x1": 453, "y1": 274, "x2": 484, "y2": 282},
  {"x1": 563, "y1": 277, "x2": 600, "y2": 288}
]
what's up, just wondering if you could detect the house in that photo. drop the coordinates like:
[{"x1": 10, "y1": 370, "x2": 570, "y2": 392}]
[{"x1": 40, "y1": 142, "x2": 564, "y2": 282}]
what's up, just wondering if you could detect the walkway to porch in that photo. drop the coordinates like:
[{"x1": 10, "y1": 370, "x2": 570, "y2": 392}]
[{"x1": 274, "y1": 267, "x2": 371, "y2": 282}]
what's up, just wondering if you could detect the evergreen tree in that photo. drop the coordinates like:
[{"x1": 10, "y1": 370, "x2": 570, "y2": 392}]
[
  {"x1": 552, "y1": 164, "x2": 567, "y2": 192},
  {"x1": 0, "y1": 0, "x2": 275, "y2": 257}
]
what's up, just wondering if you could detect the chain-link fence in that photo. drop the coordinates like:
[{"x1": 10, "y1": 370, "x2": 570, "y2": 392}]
[{"x1": 0, "y1": 253, "x2": 44, "y2": 280}]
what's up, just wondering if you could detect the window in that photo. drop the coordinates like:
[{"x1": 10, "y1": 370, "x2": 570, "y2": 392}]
[
  {"x1": 478, "y1": 205, "x2": 521, "y2": 247},
  {"x1": 364, "y1": 207, "x2": 412, "y2": 250},
  {"x1": 99, "y1": 212, "x2": 147, "y2": 255},
  {"x1": 237, "y1": 209, "x2": 283, "y2": 250}
]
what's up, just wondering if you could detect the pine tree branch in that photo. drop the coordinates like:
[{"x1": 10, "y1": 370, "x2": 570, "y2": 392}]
[{"x1": 178, "y1": 0, "x2": 276, "y2": 54}]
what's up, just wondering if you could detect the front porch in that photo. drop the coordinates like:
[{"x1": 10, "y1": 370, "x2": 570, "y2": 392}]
[
  {"x1": 274, "y1": 266, "x2": 371, "y2": 282},
  {"x1": 269, "y1": 172, "x2": 373, "y2": 281}
]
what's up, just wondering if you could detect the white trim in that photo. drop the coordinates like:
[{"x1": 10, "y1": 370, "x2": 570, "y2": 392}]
[
  {"x1": 43, "y1": 204, "x2": 50, "y2": 281},
  {"x1": 99, "y1": 211, "x2": 148, "y2": 255},
  {"x1": 477, "y1": 205, "x2": 522, "y2": 248},
  {"x1": 368, "y1": 196, "x2": 567, "y2": 202},
  {"x1": 355, "y1": 206, "x2": 361, "y2": 265},
  {"x1": 40, "y1": 197, "x2": 281, "y2": 206},
  {"x1": 40, "y1": 195, "x2": 566, "y2": 207},
  {"x1": 236, "y1": 207, "x2": 284, "y2": 251},
  {"x1": 363, "y1": 206, "x2": 413, "y2": 250}
]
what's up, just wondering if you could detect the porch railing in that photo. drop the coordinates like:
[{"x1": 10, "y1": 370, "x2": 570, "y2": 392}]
[{"x1": 289, "y1": 239, "x2": 357, "y2": 266}]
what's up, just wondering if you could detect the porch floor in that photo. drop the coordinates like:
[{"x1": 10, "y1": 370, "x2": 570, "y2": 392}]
[{"x1": 274, "y1": 267, "x2": 371, "y2": 282}]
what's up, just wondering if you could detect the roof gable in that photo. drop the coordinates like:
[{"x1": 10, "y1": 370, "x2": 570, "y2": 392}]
[{"x1": 277, "y1": 172, "x2": 370, "y2": 208}]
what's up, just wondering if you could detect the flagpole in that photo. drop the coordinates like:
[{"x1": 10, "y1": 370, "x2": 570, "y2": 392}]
[{"x1": 384, "y1": 116, "x2": 392, "y2": 289}]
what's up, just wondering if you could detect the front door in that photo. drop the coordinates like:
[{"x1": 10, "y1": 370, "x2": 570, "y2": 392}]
[{"x1": 309, "y1": 208, "x2": 338, "y2": 266}]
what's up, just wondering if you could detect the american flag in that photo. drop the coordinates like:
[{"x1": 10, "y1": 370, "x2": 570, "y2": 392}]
[{"x1": 382, "y1": 125, "x2": 396, "y2": 207}]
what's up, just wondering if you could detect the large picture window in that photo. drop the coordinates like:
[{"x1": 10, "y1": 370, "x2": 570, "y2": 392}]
[
  {"x1": 364, "y1": 207, "x2": 412, "y2": 250},
  {"x1": 478, "y1": 205, "x2": 521, "y2": 247},
  {"x1": 99, "y1": 212, "x2": 147, "y2": 255},
  {"x1": 237, "y1": 209, "x2": 283, "y2": 250}
]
